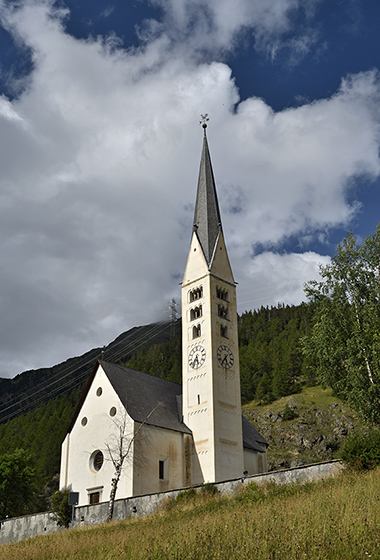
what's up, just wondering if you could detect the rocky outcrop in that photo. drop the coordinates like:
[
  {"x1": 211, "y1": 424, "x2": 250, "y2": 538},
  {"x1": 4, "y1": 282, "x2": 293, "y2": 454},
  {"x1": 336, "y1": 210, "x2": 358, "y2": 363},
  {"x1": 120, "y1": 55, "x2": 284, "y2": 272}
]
[{"x1": 244, "y1": 392, "x2": 359, "y2": 471}]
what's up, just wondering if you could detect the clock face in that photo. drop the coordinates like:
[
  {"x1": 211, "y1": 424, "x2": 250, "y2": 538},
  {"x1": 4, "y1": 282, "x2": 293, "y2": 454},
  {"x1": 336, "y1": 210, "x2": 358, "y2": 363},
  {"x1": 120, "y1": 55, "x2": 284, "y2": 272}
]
[
  {"x1": 217, "y1": 345, "x2": 234, "y2": 369},
  {"x1": 188, "y1": 345, "x2": 206, "y2": 369}
]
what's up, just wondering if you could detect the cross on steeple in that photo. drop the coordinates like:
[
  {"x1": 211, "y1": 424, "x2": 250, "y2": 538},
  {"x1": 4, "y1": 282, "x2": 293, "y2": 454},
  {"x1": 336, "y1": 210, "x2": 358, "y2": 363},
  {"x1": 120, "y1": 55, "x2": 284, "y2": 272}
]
[{"x1": 199, "y1": 113, "x2": 209, "y2": 129}]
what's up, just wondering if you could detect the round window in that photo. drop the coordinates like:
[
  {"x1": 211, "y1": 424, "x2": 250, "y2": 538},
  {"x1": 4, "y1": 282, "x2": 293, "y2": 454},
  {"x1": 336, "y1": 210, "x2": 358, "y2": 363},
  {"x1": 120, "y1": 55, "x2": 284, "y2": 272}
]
[
  {"x1": 96, "y1": 387, "x2": 103, "y2": 397},
  {"x1": 81, "y1": 417, "x2": 88, "y2": 427},
  {"x1": 90, "y1": 450, "x2": 104, "y2": 472},
  {"x1": 109, "y1": 407, "x2": 117, "y2": 417}
]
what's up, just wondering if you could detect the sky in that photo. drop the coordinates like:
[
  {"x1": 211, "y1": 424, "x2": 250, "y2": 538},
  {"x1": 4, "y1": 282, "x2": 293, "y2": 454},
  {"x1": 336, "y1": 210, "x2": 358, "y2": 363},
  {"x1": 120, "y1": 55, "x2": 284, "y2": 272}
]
[{"x1": 1, "y1": 0, "x2": 380, "y2": 379}]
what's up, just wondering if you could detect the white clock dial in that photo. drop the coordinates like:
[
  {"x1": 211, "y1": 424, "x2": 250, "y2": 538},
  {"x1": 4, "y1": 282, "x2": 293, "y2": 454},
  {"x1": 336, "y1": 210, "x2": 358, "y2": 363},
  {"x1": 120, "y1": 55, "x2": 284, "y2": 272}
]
[
  {"x1": 188, "y1": 345, "x2": 206, "y2": 369},
  {"x1": 217, "y1": 345, "x2": 234, "y2": 369}
]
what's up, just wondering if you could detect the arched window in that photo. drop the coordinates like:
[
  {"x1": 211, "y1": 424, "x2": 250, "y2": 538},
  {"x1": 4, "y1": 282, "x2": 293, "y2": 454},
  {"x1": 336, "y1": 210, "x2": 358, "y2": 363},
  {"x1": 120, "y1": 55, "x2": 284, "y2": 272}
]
[
  {"x1": 216, "y1": 286, "x2": 229, "y2": 301},
  {"x1": 190, "y1": 286, "x2": 203, "y2": 302},
  {"x1": 190, "y1": 305, "x2": 202, "y2": 321},
  {"x1": 218, "y1": 305, "x2": 229, "y2": 320},
  {"x1": 220, "y1": 325, "x2": 228, "y2": 338},
  {"x1": 192, "y1": 324, "x2": 201, "y2": 339}
]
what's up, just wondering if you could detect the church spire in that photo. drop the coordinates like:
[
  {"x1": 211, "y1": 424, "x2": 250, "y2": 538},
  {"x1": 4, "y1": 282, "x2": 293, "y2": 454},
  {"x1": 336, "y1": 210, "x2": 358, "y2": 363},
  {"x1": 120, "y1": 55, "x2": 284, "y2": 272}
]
[{"x1": 193, "y1": 123, "x2": 222, "y2": 267}]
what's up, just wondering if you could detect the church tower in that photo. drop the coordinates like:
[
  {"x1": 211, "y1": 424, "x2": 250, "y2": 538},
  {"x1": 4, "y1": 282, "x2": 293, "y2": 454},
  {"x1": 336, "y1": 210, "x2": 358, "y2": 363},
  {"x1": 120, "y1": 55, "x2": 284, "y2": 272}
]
[{"x1": 182, "y1": 123, "x2": 244, "y2": 484}]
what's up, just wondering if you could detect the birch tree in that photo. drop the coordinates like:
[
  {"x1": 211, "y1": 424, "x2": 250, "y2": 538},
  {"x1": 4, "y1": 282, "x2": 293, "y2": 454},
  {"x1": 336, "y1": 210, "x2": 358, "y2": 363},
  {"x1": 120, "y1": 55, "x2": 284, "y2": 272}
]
[
  {"x1": 105, "y1": 403, "x2": 161, "y2": 522},
  {"x1": 302, "y1": 226, "x2": 380, "y2": 423}
]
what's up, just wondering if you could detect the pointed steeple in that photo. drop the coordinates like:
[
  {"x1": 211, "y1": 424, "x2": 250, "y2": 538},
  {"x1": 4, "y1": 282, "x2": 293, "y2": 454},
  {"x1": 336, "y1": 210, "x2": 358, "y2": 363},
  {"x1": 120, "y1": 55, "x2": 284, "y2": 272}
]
[{"x1": 193, "y1": 124, "x2": 222, "y2": 266}]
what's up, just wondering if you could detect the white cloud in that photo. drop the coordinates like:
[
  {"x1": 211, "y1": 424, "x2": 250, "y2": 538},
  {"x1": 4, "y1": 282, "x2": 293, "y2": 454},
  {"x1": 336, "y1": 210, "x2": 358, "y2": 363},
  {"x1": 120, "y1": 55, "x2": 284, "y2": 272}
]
[
  {"x1": 147, "y1": 0, "x2": 322, "y2": 57},
  {"x1": 0, "y1": 94, "x2": 24, "y2": 122},
  {"x1": 236, "y1": 251, "x2": 331, "y2": 312},
  {"x1": 100, "y1": 6, "x2": 115, "y2": 19},
  {"x1": 211, "y1": 70, "x2": 380, "y2": 251},
  {"x1": 0, "y1": 0, "x2": 379, "y2": 377},
  {"x1": 269, "y1": 29, "x2": 320, "y2": 66}
]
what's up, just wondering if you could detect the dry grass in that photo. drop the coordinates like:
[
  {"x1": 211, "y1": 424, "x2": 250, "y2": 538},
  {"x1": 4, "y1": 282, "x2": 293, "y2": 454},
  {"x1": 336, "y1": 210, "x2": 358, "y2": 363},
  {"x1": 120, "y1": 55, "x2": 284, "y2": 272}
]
[{"x1": 2, "y1": 468, "x2": 380, "y2": 559}]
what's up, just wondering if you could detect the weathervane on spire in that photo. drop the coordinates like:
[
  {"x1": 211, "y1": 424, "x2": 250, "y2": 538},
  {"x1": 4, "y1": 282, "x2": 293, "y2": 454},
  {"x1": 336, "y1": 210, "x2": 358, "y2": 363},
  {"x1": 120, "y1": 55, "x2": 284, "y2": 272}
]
[{"x1": 200, "y1": 113, "x2": 209, "y2": 131}]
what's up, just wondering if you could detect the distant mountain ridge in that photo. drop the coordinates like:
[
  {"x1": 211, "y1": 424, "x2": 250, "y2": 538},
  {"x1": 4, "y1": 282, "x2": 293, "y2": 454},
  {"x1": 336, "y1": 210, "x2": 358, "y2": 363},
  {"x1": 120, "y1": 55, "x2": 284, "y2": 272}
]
[{"x1": 0, "y1": 319, "x2": 181, "y2": 424}]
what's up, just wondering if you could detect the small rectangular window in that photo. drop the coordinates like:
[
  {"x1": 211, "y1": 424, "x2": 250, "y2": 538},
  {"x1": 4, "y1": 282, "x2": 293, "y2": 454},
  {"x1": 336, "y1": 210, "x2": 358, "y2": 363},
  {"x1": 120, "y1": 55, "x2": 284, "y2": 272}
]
[
  {"x1": 159, "y1": 460, "x2": 164, "y2": 480},
  {"x1": 89, "y1": 492, "x2": 100, "y2": 505},
  {"x1": 159, "y1": 457, "x2": 169, "y2": 480}
]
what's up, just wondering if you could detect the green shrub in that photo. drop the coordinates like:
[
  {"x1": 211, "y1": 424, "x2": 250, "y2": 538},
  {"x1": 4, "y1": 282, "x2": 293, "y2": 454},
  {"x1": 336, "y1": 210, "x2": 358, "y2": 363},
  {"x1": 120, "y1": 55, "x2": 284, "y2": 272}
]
[
  {"x1": 175, "y1": 487, "x2": 196, "y2": 504},
  {"x1": 50, "y1": 489, "x2": 72, "y2": 528},
  {"x1": 341, "y1": 428, "x2": 380, "y2": 470},
  {"x1": 281, "y1": 404, "x2": 298, "y2": 421},
  {"x1": 199, "y1": 482, "x2": 218, "y2": 496}
]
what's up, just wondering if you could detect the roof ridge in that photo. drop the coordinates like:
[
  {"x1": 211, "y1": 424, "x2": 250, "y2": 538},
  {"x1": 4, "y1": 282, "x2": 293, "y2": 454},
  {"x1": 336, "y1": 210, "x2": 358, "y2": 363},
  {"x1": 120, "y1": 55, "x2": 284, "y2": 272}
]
[{"x1": 99, "y1": 360, "x2": 181, "y2": 388}]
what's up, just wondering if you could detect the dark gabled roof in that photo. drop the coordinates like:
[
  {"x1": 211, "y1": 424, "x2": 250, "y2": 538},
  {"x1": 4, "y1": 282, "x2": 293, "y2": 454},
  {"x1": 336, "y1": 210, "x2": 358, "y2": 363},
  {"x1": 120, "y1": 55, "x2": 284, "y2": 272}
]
[
  {"x1": 193, "y1": 127, "x2": 222, "y2": 266},
  {"x1": 99, "y1": 361, "x2": 191, "y2": 434},
  {"x1": 102, "y1": 361, "x2": 267, "y2": 450},
  {"x1": 68, "y1": 360, "x2": 267, "y2": 453},
  {"x1": 242, "y1": 415, "x2": 268, "y2": 453},
  {"x1": 101, "y1": 362, "x2": 268, "y2": 452}
]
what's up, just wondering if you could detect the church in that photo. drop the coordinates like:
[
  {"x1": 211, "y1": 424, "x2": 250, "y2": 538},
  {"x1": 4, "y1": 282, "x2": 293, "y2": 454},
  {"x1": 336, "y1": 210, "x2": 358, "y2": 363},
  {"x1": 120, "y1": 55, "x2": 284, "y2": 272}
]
[{"x1": 59, "y1": 123, "x2": 267, "y2": 507}]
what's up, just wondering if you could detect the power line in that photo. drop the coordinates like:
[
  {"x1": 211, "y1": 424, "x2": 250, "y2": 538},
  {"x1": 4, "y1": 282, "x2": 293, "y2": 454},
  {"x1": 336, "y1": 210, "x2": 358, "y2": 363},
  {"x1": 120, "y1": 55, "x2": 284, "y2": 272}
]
[
  {"x1": 0, "y1": 314, "x2": 179, "y2": 423},
  {"x1": 0, "y1": 315, "x2": 172, "y2": 414}
]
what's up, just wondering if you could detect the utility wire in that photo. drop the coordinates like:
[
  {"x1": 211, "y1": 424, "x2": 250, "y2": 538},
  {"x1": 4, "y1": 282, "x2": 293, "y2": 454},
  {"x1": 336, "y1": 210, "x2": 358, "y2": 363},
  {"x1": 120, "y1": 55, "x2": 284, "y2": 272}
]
[
  {"x1": 0, "y1": 314, "x2": 179, "y2": 422},
  {"x1": 0, "y1": 316, "x2": 173, "y2": 413}
]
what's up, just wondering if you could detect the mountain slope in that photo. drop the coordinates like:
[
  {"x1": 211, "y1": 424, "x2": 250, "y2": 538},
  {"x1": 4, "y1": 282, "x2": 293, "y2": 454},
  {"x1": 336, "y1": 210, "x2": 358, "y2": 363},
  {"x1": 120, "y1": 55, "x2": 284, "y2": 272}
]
[{"x1": 0, "y1": 319, "x2": 181, "y2": 424}]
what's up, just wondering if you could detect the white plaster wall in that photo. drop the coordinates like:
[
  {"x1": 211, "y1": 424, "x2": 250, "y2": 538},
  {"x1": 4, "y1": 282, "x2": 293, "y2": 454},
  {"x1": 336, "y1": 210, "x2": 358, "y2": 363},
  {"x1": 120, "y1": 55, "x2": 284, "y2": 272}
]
[
  {"x1": 132, "y1": 424, "x2": 187, "y2": 496},
  {"x1": 60, "y1": 365, "x2": 134, "y2": 507},
  {"x1": 243, "y1": 449, "x2": 268, "y2": 475},
  {"x1": 59, "y1": 434, "x2": 70, "y2": 488},
  {"x1": 182, "y1": 235, "x2": 216, "y2": 484},
  {"x1": 182, "y1": 231, "x2": 244, "y2": 484},
  {"x1": 208, "y1": 232, "x2": 235, "y2": 284},
  {"x1": 210, "y1": 236, "x2": 244, "y2": 481},
  {"x1": 244, "y1": 448, "x2": 259, "y2": 475},
  {"x1": 182, "y1": 232, "x2": 209, "y2": 288}
]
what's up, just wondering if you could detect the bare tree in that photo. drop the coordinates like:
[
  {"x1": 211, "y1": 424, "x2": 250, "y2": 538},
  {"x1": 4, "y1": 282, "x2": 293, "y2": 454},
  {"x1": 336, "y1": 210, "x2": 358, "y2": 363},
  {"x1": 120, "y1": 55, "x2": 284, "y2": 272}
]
[{"x1": 105, "y1": 403, "x2": 161, "y2": 522}]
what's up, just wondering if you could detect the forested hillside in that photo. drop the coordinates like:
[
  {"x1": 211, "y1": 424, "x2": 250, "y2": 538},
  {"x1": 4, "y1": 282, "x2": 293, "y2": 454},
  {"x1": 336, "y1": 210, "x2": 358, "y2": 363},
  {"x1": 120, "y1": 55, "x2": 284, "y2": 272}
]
[
  {"x1": 127, "y1": 303, "x2": 316, "y2": 404},
  {"x1": 0, "y1": 303, "x2": 317, "y2": 516},
  {"x1": 238, "y1": 303, "x2": 316, "y2": 403}
]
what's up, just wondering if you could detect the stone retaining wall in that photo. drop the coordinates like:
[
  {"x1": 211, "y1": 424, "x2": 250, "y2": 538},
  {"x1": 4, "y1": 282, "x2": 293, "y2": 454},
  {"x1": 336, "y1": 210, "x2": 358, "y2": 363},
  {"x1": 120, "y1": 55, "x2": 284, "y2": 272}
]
[{"x1": 0, "y1": 460, "x2": 343, "y2": 545}]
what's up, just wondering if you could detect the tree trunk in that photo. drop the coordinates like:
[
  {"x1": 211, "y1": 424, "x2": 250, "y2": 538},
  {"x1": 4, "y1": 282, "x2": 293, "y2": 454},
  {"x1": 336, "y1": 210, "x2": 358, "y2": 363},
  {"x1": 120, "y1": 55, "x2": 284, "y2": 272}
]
[
  {"x1": 353, "y1": 296, "x2": 374, "y2": 384},
  {"x1": 107, "y1": 468, "x2": 121, "y2": 522}
]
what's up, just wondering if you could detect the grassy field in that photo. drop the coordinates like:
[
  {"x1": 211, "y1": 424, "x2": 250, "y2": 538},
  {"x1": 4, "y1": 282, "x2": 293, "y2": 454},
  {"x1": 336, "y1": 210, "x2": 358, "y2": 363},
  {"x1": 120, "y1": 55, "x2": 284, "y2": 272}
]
[
  {"x1": 244, "y1": 385, "x2": 340, "y2": 412},
  {"x1": 2, "y1": 467, "x2": 380, "y2": 560}
]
